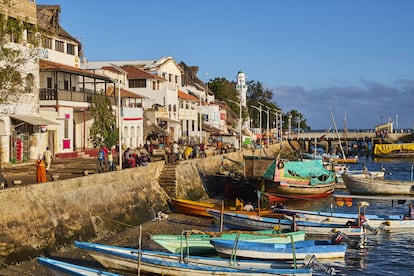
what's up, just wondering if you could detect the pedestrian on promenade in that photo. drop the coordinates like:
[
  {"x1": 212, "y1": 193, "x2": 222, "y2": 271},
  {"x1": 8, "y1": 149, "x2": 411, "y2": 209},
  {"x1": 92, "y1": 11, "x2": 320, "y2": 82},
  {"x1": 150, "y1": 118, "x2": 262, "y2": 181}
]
[
  {"x1": 107, "y1": 150, "x2": 114, "y2": 171},
  {"x1": 36, "y1": 154, "x2": 47, "y2": 183},
  {"x1": 102, "y1": 144, "x2": 109, "y2": 171},
  {"x1": 43, "y1": 147, "x2": 53, "y2": 172},
  {"x1": 97, "y1": 146, "x2": 105, "y2": 173}
]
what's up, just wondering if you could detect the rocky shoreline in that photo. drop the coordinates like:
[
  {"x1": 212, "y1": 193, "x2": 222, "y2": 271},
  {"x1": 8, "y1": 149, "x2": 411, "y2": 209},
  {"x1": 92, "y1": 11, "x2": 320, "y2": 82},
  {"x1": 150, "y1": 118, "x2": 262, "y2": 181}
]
[{"x1": 0, "y1": 213, "x2": 214, "y2": 275}]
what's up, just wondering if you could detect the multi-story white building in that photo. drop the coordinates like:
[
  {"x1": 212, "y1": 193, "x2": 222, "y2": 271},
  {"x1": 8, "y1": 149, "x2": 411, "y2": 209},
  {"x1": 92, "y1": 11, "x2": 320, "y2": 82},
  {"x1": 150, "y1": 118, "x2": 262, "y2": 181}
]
[
  {"x1": 85, "y1": 57, "x2": 183, "y2": 142},
  {"x1": 0, "y1": 0, "x2": 56, "y2": 163}
]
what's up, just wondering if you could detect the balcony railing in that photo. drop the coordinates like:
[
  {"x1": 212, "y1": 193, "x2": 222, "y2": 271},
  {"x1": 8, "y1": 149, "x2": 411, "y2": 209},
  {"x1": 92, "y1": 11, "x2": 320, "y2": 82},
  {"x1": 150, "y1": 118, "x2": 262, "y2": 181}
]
[{"x1": 39, "y1": 88, "x2": 115, "y2": 105}]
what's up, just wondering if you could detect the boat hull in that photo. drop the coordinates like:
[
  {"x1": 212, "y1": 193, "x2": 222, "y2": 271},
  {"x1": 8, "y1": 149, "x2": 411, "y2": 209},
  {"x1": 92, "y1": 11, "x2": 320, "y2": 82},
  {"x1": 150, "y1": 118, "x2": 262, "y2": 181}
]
[
  {"x1": 342, "y1": 174, "x2": 414, "y2": 195},
  {"x1": 75, "y1": 241, "x2": 312, "y2": 276},
  {"x1": 171, "y1": 198, "x2": 216, "y2": 217},
  {"x1": 210, "y1": 239, "x2": 347, "y2": 260},
  {"x1": 207, "y1": 209, "x2": 365, "y2": 238},
  {"x1": 150, "y1": 230, "x2": 306, "y2": 255}
]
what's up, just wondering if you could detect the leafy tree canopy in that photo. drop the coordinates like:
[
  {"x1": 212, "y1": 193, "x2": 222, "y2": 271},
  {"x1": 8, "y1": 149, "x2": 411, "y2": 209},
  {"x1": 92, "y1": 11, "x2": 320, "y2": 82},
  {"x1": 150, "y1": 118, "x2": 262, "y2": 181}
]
[
  {"x1": 283, "y1": 109, "x2": 311, "y2": 131},
  {"x1": 0, "y1": 6, "x2": 38, "y2": 105},
  {"x1": 89, "y1": 94, "x2": 118, "y2": 148}
]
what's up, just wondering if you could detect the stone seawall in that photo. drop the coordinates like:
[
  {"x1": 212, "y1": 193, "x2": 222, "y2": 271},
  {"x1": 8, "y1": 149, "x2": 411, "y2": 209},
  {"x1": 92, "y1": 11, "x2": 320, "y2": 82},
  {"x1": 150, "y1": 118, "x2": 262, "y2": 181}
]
[
  {"x1": 0, "y1": 143, "x2": 285, "y2": 264},
  {"x1": 0, "y1": 162, "x2": 170, "y2": 263}
]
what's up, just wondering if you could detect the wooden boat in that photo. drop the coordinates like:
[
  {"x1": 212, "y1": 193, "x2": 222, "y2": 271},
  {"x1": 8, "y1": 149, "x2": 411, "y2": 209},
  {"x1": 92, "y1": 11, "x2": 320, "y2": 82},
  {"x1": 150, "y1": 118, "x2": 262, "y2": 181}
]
[
  {"x1": 38, "y1": 256, "x2": 120, "y2": 276},
  {"x1": 342, "y1": 173, "x2": 414, "y2": 195},
  {"x1": 265, "y1": 190, "x2": 334, "y2": 204},
  {"x1": 210, "y1": 238, "x2": 347, "y2": 260},
  {"x1": 206, "y1": 209, "x2": 365, "y2": 238},
  {"x1": 272, "y1": 206, "x2": 403, "y2": 229},
  {"x1": 150, "y1": 229, "x2": 306, "y2": 255},
  {"x1": 249, "y1": 159, "x2": 336, "y2": 203},
  {"x1": 171, "y1": 198, "x2": 278, "y2": 218},
  {"x1": 328, "y1": 156, "x2": 359, "y2": 164},
  {"x1": 74, "y1": 241, "x2": 313, "y2": 276},
  {"x1": 171, "y1": 198, "x2": 217, "y2": 217},
  {"x1": 374, "y1": 143, "x2": 414, "y2": 158}
]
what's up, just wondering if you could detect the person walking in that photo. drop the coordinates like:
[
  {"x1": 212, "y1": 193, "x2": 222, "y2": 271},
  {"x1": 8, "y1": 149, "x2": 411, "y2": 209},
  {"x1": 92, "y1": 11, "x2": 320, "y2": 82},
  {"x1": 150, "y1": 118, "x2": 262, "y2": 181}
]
[
  {"x1": 107, "y1": 150, "x2": 114, "y2": 171},
  {"x1": 97, "y1": 146, "x2": 105, "y2": 173},
  {"x1": 43, "y1": 147, "x2": 53, "y2": 172},
  {"x1": 36, "y1": 154, "x2": 47, "y2": 183}
]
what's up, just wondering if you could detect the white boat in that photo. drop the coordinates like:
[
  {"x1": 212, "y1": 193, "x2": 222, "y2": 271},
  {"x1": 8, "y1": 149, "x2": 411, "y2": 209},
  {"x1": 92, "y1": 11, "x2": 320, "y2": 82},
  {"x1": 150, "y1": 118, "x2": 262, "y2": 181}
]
[
  {"x1": 207, "y1": 209, "x2": 365, "y2": 238},
  {"x1": 210, "y1": 238, "x2": 347, "y2": 260},
  {"x1": 74, "y1": 241, "x2": 313, "y2": 276},
  {"x1": 342, "y1": 173, "x2": 414, "y2": 195}
]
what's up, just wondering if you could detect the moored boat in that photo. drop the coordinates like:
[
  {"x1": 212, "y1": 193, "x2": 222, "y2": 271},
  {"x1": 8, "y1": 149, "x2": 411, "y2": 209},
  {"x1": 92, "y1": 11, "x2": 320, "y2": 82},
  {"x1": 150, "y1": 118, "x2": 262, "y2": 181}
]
[
  {"x1": 265, "y1": 190, "x2": 334, "y2": 204},
  {"x1": 74, "y1": 241, "x2": 313, "y2": 276},
  {"x1": 171, "y1": 198, "x2": 217, "y2": 217},
  {"x1": 207, "y1": 209, "x2": 365, "y2": 238},
  {"x1": 38, "y1": 256, "x2": 121, "y2": 276},
  {"x1": 342, "y1": 173, "x2": 414, "y2": 195},
  {"x1": 150, "y1": 229, "x2": 306, "y2": 255},
  {"x1": 210, "y1": 238, "x2": 347, "y2": 260}
]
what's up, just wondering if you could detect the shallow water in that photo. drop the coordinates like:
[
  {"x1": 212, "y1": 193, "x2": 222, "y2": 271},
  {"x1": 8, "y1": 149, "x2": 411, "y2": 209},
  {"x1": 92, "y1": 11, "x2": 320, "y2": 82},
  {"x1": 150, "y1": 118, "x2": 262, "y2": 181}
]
[{"x1": 287, "y1": 156, "x2": 414, "y2": 275}]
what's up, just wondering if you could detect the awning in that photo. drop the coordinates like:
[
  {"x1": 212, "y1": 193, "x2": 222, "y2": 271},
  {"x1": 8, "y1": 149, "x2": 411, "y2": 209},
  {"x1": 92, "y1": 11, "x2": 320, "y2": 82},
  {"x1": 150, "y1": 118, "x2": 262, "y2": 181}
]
[
  {"x1": 158, "y1": 117, "x2": 180, "y2": 124},
  {"x1": 144, "y1": 123, "x2": 168, "y2": 136},
  {"x1": 10, "y1": 114, "x2": 59, "y2": 125}
]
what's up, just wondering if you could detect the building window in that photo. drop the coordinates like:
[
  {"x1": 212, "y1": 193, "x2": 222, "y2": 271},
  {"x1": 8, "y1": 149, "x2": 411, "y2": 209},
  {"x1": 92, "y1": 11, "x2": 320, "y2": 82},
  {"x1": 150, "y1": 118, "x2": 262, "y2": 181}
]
[
  {"x1": 47, "y1": 77, "x2": 52, "y2": 89},
  {"x1": 152, "y1": 80, "x2": 160, "y2": 90},
  {"x1": 64, "y1": 80, "x2": 69, "y2": 90},
  {"x1": 55, "y1": 40, "x2": 64, "y2": 52},
  {"x1": 43, "y1": 37, "x2": 52, "y2": 49},
  {"x1": 64, "y1": 119, "x2": 69, "y2": 138},
  {"x1": 175, "y1": 75, "x2": 178, "y2": 84},
  {"x1": 129, "y1": 79, "x2": 146, "y2": 88},
  {"x1": 67, "y1": 43, "x2": 75, "y2": 55},
  {"x1": 169, "y1": 74, "x2": 172, "y2": 82}
]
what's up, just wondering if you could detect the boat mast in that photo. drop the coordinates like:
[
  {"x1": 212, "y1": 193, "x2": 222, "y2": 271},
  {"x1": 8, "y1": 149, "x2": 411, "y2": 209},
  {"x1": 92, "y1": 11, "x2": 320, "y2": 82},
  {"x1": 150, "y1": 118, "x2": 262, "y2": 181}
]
[{"x1": 330, "y1": 108, "x2": 346, "y2": 160}]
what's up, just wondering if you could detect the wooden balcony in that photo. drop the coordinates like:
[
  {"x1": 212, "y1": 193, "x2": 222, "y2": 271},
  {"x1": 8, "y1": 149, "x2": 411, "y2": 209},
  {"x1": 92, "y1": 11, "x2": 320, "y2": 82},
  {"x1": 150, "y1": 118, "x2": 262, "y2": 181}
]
[{"x1": 39, "y1": 88, "x2": 116, "y2": 105}]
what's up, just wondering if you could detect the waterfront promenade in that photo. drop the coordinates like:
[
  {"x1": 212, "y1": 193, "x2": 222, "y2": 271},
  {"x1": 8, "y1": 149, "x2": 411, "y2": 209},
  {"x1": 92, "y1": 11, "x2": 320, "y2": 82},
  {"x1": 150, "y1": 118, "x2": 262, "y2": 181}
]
[{"x1": 1, "y1": 156, "x2": 98, "y2": 187}]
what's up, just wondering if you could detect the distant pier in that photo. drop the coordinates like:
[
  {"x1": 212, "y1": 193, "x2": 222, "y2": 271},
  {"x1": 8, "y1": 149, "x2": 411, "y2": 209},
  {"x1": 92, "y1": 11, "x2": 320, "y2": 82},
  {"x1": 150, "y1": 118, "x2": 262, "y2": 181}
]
[{"x1": 285, "y1": 131, "x2": 413, "y2": 156}]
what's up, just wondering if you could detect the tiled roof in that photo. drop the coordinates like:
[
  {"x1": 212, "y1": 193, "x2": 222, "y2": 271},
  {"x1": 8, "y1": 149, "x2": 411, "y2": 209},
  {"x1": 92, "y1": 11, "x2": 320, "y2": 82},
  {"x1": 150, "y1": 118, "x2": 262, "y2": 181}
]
[
  {"x1": 40, "y1": 59, "x2": 110, "y2": 80},
  {"x1": 106, "y1": 86, "x2": 146, "y2": 99},
  {"x1": 121, "y1": 65, "x2": 165, "y2": 81},
  {"x1": 178, "y1": 90, "x2": 199, "y2": 102}
]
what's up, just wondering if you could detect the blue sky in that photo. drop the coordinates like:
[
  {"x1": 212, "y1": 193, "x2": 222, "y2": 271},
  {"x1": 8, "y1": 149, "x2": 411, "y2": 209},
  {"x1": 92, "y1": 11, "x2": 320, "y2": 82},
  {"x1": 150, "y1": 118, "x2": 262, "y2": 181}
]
[{"x1": 36, "y1": 0, "x2": 414, "y2": 130}]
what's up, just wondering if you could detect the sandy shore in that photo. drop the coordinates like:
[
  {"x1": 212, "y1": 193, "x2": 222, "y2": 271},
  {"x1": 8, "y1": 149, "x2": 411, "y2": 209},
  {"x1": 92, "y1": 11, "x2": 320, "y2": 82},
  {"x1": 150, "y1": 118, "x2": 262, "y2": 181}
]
[{"x1": 0, "y1": 213, "x2": 214, "y2": 275}]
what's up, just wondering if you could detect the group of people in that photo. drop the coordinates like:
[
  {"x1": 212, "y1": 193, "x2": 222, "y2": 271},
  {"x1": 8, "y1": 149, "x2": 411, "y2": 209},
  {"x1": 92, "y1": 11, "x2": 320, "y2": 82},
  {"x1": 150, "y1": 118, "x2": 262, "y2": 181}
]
[
  {"x1": 122, "y1": 147, "x2": 150, "y2": 168},
  {"x1": 97, "y1": 144, "x2": 115, "y2": 173},
  {"x1": 164, "y1": 141, "x2": 206, "y2": 163}
]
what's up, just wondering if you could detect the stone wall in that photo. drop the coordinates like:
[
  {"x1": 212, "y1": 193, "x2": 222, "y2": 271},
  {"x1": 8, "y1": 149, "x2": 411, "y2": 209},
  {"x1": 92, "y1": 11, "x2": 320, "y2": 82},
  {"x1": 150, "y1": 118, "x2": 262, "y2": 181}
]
[
  {"x1": 0, "y1": 143, "x2": 285, "y2": 264},
  {"x1": 0, "y1": 161, "x2": 169, "y2": 263}
]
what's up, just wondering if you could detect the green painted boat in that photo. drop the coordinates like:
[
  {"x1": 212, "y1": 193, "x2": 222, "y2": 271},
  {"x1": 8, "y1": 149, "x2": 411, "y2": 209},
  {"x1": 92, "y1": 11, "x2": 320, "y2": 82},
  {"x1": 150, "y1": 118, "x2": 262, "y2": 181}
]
[{"x1": 150, "y1": 230, "x2": 306, "y2": 255}]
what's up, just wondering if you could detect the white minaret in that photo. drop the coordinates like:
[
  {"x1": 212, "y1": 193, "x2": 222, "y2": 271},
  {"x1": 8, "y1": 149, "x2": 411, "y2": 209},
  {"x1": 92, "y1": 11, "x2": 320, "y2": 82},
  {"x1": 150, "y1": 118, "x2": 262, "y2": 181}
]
[{"x1": 236, "y1": 71, "x2": 247, "y2": 107}]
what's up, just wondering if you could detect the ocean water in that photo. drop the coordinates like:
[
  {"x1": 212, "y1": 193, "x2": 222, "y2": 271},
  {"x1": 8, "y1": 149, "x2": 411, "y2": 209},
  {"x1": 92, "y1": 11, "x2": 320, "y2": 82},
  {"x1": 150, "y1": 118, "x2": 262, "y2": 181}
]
[{"x1": 286, "y1": 156, "x2": 414, "y2": 276}]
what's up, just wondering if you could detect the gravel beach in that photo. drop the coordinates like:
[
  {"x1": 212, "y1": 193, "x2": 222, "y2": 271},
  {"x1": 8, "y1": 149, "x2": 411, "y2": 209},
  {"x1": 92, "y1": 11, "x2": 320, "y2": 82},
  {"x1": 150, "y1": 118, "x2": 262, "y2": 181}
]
[{"x1": 0, "y1": 213, "x2": 214, "y2": 275}]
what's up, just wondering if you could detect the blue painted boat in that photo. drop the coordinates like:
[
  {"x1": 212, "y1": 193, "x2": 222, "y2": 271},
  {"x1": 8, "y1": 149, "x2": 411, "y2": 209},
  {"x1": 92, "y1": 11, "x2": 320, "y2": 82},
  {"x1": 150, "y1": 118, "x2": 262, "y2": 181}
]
[
  {"x1": 38, "y1": 256, "x2": 121, "y2": 276},
  {"x1": 210, "y1": 238, "x2": 347, "y2": 260},
  {"x1": 150, "y1": 229, "x2": 306, "y2": 255},
  {"x1": 207, "y1": 209, "x2": 365, "y2": 238},
  {"x1": 74, "y1": 241, "x2": 313, "y2": 276}
]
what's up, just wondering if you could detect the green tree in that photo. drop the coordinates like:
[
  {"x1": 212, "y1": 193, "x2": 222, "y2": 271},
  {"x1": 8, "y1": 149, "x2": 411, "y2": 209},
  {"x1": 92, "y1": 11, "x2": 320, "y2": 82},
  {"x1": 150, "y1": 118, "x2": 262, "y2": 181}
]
[
  {"x1": 0, "y1": 3, "x2": 38, "y2": 104},
  {"x1": 89, "y1": 94, "x2": 118, "y2": 148},
  {"x1": 283, "y1": 109, "x2": 311, "y2": 131},
  {"x1": 208, "y1": 77, "x2": 238, "y2": 102},
  {"x1": 208, "y1": 77, "x2": 243, "y2": 122},
  {"x1": 246, "y1": 81, "x2": 279, "y2": 129}
]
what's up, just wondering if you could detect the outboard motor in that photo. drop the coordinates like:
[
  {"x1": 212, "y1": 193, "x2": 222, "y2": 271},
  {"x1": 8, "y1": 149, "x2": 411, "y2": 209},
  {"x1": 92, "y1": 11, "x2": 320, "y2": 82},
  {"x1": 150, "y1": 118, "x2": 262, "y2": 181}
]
[
  {"x1": 331, "y1": 231, "x2": 363, "y2": 249},
  {"x1": 304, "y1": 254, "x2": 336, "y2": 275}
]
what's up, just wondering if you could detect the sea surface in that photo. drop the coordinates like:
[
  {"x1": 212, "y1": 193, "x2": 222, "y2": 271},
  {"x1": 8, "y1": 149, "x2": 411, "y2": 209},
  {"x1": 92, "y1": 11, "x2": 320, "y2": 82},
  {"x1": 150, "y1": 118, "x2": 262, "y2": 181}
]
[{"x1": 286, "y1": 156, "x2": 414, "y2": 276}]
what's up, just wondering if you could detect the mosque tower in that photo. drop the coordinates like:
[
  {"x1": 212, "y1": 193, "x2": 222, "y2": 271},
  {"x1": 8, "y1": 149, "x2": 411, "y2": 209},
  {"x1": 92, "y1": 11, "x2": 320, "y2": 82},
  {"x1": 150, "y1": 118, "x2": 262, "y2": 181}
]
[{"x1": 236, "y1": 70, "x2": 247, "y2": 107}]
